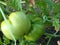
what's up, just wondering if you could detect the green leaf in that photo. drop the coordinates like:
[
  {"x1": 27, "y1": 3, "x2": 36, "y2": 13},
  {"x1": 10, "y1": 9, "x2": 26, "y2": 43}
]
[
  {"x1": 3, "y1": 36, "x2": 10, "y2": 45},
  {"x1": 54, "y1": 3, "x2": 60, "y2": 13},
  {"x1": 0, "y1": 13, "x2": 3, "y2": 22},
  {"x1": 45, "y1": 0, "x2": 54, "y2": 10},
  {"x1": 0, "y1": 38, "x2": 2, "y2": 44},
  {"x1": 53, "y1": 18, "x2": 60, "y2": 31},
  {"x1": 7, "y1": 0, "x2": 22, "y2": 11}
]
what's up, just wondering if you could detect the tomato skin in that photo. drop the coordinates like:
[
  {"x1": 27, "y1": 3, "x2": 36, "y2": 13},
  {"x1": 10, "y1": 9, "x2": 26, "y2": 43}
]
[
  {"x1": 24, "y1": 23, "x2": 45, "y2": 41},
  {"x1": 1, "y1": 12, "x2": 31, "y2": 40}
]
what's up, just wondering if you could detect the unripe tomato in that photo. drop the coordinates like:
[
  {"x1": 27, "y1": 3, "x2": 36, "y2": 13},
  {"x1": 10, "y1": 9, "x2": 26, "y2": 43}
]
[
  {"x1": 1, "y1": 12, "x2": 31, "y2": 40},
  {"x1": 24, "y1": 18, "x2": 45, "y2": 41}
]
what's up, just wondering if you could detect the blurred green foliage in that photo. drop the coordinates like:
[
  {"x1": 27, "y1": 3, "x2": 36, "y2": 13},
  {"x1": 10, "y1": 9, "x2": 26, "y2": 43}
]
[{"x1": 0, "y1": 0, "x2": 60, "y2": 45}]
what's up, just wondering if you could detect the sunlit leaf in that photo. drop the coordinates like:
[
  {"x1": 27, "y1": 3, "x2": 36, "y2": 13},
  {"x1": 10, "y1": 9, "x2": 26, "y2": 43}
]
[{"x1": 53, "y1": 18, "x2": 60, "y2": 31}]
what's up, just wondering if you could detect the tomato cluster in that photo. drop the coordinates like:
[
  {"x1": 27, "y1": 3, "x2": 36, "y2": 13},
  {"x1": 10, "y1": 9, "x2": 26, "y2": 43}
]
[
  {"x1": 1, "y1": 12, "x2": 31, "y2": 40},
  {"x1": 1, "y1": 12, "x2": 45, "y2": 41}
]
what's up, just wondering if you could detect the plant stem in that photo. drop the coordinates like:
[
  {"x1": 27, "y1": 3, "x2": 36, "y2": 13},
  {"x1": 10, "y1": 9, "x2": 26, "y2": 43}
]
[
  {"x1": 20, "y1": 0, "x2": 22, "y2": 11},
  {"x1": 54, "y1": 31, "x2": 58, "y2": 35},
  {"x1": 46, "y1": 31, "x2": 59, "y2": 45},
  {"x1": 0, "y1": 7, "x2": 16, "y2": 45},
  {"x1": 47, "y1": 37, "x2": 52, "y2": 45},
  {"x1": 15, "y1": 40, "x2": 16, "y2": 45},
  {"x1": 45, "y1": 33, "x2": 60, "y2": 37}
]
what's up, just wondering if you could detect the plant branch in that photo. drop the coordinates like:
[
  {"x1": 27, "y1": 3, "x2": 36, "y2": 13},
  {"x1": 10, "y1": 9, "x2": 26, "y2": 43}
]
[
  {"x1": 45, "y1": 31, "x2": 60, "y2": 45},
  {"x1": 45, "y1": 32, "x2": 60, "y2": 37}
]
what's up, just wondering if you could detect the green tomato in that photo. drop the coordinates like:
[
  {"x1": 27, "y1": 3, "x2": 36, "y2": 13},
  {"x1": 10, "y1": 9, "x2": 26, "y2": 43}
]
[
  {"x1": 24, "y1": 22, "x2": 45, "y2": 41},
  {"x1": 1, "y1": 12, "x2": 31, "y2": 40}
]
